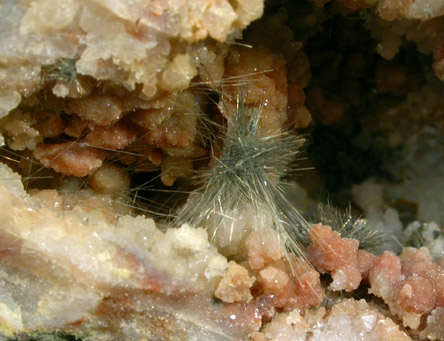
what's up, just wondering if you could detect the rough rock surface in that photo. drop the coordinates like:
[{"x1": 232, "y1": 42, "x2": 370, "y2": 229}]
[
  {"x1": 0, "y1": 162, "x2": 265, "y2": 339},
  {"x1": 0, "y1": 0, "x2": 264, "y2": 117}
]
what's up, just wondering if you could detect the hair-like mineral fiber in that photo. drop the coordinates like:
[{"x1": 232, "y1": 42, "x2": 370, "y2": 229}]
[
  {"x1": 174, "y1": 87, "x2": 311, "y2": 260},
  {"x1": 41, "y1": 58, "x2": 78, "y2": 83},
  {"x1": 314, "y1": 202, "x2": 388, "y2": 254}
]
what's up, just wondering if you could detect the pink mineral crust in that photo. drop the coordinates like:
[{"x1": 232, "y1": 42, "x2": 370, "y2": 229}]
[
  {"x1": 307, "y1": 224, "x2": 362, "y2": 291},
  {"x1": 368, "y1": 251, "x2": 402, "y2": 300},
  {"x1": 305, "y1": 224, "x2": 444, "y2": 332},
  {"x1": 357, "y1": 249, "x2": 377, "y2": 282},
  {"x1": 399, "y1": 247, "x2": 444, "y2": 307},
  {"x1": 245, "y1": 230, "x2": 325, "y2": 313},
  {"x1": 67, "y1": 95, "x2": 124, "y2": 126},
  {"x1": 258, "y1": 261, "x2": 324, "y2": 311},
  {"x1": 34, "y1": 142, "x2": 106, "y2": 177},
  {"x1": 395, "y1": 276, "x2": 435, "y2": 314},
  {"x1": 367, "y1": 247, "x2": 444, "y2": 329},
  {"x1": 255, "y1": 259, "x2": 325, "y2": 312},
  {"x1": 85, "y1": 120, "x2": 139, "y2": 150}
]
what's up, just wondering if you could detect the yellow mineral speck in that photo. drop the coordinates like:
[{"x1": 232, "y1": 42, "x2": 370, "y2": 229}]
[
  {"x1": 113, "y1": 267, "x2": 132, "y2": 279},
  {"x1": 0, "y1": 303, "x2": 23, "y2": 331},
  {"x1": 159, "y1": 54, "x2": 198, "y2": 92},
  {"x1": 97, "y1": 251, "x2": 112, "y2": 262}
]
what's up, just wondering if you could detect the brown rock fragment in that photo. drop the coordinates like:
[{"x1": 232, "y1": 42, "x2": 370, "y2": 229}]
[
  {"x1": 88, "y1": 163, "x2": 131, "y2": 194},
  {"x1": 34, "y1": 142, "x2": 105, "y2": 177},
  {"x1": 85, "y1": 121, "x2": 138, "y2": 150},
  {"x1": 68, "y1": 95, "x2": 124, "y2": 126},
  {"x1": 215, "y1": 261, "x2": 255, "y2": 303},
  {"x1": 35, "y1": 115, "x2": 65, "y2": 139}
]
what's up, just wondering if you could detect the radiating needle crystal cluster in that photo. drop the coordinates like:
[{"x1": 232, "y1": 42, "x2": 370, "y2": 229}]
[{"x1": 175, "y1": 92, "x2": 308, "y2": 258}]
